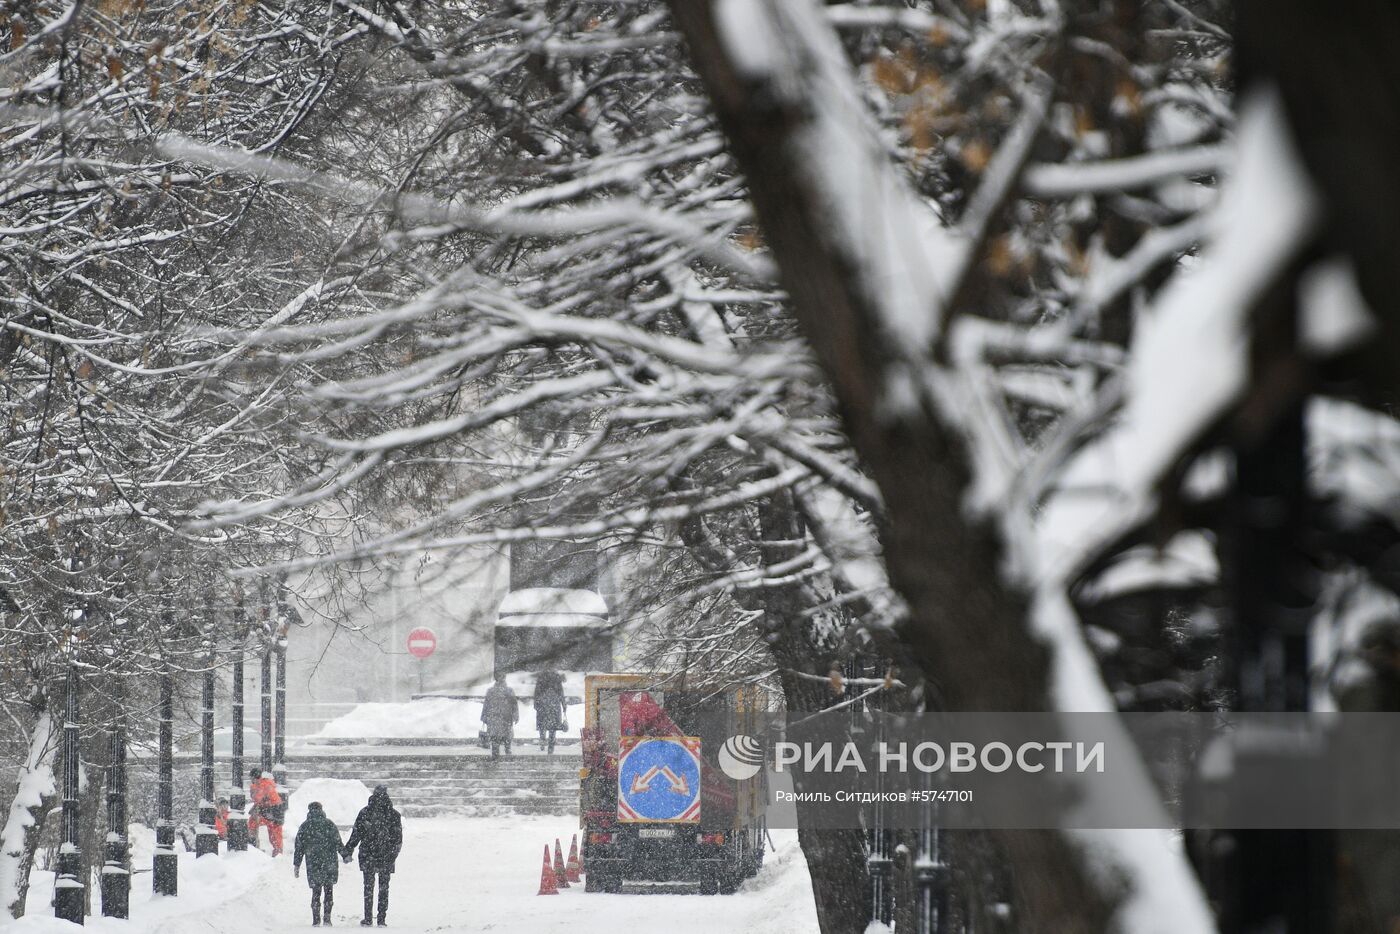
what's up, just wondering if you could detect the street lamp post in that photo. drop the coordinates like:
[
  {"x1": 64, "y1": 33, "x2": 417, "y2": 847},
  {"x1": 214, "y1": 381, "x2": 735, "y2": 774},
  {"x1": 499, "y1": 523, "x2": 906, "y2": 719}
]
[
  {"x1": 99, "y1": 701, "x2": 130, "y2": 917},
  {"x1": 273, "y1": 611, "x2": 288, "y2": 790},
  {"x1": 153, "y1": 669, "x2": 178, "y2": 896},
  {"x1": 53, "y1": 658, "x2": 84, "y2": 925},
  {"x1": 196, "y1": 632, "x2": 219, "y2": 857},
  {"x1": 260, "y1": 641, "x2": 273, "y2": 775},
  {"x1": 226, "y1": 593, "x2": 249, "y2": 852}
]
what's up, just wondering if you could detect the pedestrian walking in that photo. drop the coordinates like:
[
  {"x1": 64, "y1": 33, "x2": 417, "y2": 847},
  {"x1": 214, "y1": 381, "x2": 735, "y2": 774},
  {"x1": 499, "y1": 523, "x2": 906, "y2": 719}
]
[
  {"x1": 249, "y1": 767, "x2": 286, "y2": 856},
  {"x1": 342, "y1": 784, "x2": 402, "y2": 927},
  {"x1": 533, "y1": 669, "x2": 566, "y2": 754},
  {"x1": 482, "y1": 672, "x2": 519, "y2": 759},
  {"x1": 294, "y1": 802, "x2": 345, "y2": 927}
]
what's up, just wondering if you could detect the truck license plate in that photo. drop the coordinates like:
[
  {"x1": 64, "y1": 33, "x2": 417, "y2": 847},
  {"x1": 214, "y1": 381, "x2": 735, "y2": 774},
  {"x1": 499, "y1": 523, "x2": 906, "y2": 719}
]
[{"x1": 638, "y1": 827, "x2": 674, "y2": 839}]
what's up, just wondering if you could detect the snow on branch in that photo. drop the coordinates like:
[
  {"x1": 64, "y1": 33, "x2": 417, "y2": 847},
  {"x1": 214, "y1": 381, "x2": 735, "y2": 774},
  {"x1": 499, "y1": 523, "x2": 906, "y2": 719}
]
[
  {"x1": 1036, "y1": 86, "x2": 1321, "y2": 589},
  {"x1": 153, "y1": 132, "x2": 774, "y2": 282},
  {"x1": 312, "y1": 370, "x2": 619, "y2": 455},
  {"x1": 1022, "y1": 144, "x2": 1227, "y2": 197},
  {"x1": 824, "y1": 4, "x2": 969, "y2": 44},
  {"x1": 250, "y1": 465, "x2": 813, "y2": 575}
]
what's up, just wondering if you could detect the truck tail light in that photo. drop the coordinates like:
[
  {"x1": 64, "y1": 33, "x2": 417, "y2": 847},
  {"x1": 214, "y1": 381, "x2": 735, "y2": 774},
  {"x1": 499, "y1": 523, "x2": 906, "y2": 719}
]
[
  {"x1": 588, "y1": 832, "x2": 614, "y2": 845},
  {"x1": 698, "y1": 833, "x2": 726, "y2": 845}
]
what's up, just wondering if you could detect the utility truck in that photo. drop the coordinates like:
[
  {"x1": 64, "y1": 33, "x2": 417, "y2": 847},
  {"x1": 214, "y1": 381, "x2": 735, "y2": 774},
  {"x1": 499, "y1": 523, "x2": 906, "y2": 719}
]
[{"x1": 578, "y1": 673, "x2": 768, "y2": 894}]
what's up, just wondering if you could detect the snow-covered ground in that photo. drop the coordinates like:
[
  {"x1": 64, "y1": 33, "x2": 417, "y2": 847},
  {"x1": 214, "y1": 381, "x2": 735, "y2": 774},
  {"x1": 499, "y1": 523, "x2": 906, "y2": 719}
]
[
  {"x1": 3, "y1": 818, "x2": 818, "y2": 933},
  {"x1": 7, "y1": 822, "x2": 274, "y2": 934}
]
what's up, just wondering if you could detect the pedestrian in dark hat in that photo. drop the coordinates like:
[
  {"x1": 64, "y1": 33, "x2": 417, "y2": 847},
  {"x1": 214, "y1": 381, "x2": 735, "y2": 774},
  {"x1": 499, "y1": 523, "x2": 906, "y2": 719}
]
[
  {"x1": 481, "y1": 672, "x2": 519, "y2": 759},
  {"x1": 294, "y1": 802, "x2": 344, "y2": 927},
  {"x1": 342, "y1": 785, "x2": 402, "y2": 927},
  {"x1": 534, "y1": 669, "x2": 566, "y2": 754}
]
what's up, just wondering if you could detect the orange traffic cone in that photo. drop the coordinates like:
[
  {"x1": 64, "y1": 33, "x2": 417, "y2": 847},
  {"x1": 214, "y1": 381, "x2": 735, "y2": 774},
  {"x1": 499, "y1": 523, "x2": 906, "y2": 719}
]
[
  {"x1": 566, "y1": 834, "x2": 582, "y2": 882},
  {"x1": 554, "y1": 838, "x2": 570, "y2": 888},
  {"x1": 538, "y1": 844, "x2": 559, "y2": 895}
]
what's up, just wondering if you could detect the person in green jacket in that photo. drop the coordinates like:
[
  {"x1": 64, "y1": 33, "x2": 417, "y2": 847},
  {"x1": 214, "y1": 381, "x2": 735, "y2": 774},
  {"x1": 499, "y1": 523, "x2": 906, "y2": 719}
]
[{"x1": 293, "y1": 802, "x2": 345, "y2": 927}]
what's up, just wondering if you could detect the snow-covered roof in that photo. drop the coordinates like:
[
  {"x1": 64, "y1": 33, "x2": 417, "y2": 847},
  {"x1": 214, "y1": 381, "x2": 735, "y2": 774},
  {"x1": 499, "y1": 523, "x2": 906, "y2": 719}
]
[
  {"x1": 497, "y1": 587, "x2": 608, "y2": 619},
  {"x1": 496, "y1": 612, "x2": 611, "y2": 629}
]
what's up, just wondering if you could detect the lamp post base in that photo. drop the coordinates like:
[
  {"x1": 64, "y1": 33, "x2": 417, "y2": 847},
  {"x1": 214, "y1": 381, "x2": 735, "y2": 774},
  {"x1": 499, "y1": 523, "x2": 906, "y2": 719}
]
[
  {"x1": 100, "y1": 866, "x2": 130, "y2": 918},
  {"x1": 226, "y1": 815, "x2": 249, "y2": 852},
  {"x1": 54, "y1": 847, "x2": 85, "y2": 924},
  {"x1": 153, "y1": 821, "x2": 178, "y2": 896}
]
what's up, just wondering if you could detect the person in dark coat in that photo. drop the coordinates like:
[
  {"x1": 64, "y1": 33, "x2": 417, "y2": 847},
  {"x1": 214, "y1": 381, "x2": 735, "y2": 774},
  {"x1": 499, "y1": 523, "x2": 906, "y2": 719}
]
[
  {"x1": 481, "y1": 673, "x2": 519, "y2": 759},
  {"x1": 533, "y1": 670, "x2": 566, "y2": 754},
  {"x1": 293, "y1": 802, "x2": 344, "y2": 927},
  {"x1": 342, "y1": 785, "x2": 402, "y2": 927}
]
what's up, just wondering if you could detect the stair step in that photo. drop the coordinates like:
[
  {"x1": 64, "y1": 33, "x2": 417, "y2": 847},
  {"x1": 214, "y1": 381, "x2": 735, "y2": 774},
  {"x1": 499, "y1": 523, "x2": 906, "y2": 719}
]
[
  {"x1": 397, "y1": 803, "x2": 576, "y2": 817},
  {"x1": 281, "y1": 752, "x2": 581, "y2": 816}
]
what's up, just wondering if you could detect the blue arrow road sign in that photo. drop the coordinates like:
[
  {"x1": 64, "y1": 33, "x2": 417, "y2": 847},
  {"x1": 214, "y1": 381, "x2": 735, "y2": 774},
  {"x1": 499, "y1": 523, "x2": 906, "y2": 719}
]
[{"x1": 617, "y1": 736, "x2": 702, "y2": 823}]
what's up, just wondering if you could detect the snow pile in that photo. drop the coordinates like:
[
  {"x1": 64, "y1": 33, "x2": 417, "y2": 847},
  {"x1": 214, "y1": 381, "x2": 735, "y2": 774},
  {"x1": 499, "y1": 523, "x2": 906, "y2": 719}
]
[
  {"x1": 8, "y1": 823, "x2": 273, "y2": 934},
  {"x1": 1, "y1": 916, "x2": 131, "y2": 933},
  {"x1": 315, "y1": 696, "x2": 481, "y2": 740},
  {"x1": 314, "y1": 689, "x2": 584, "y2": 742},
  {"x1": 732, "y1": 828, "x2": 823, "y2": 932},
  {"x1": 285, "y1": 778, "x2": 372, "y2": 831}
]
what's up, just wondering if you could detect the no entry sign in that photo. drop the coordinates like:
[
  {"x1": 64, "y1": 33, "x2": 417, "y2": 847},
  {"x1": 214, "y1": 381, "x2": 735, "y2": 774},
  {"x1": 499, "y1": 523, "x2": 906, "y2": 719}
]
[{"x1": 406, "y1": 627, "x2": 437, "y2": 659}]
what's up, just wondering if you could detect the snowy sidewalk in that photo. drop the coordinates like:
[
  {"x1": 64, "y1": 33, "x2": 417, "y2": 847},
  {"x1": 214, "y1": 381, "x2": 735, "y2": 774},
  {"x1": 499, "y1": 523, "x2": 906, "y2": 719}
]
[{"x1": 3, "y1": 817, "x2": 819, "y2": 934}]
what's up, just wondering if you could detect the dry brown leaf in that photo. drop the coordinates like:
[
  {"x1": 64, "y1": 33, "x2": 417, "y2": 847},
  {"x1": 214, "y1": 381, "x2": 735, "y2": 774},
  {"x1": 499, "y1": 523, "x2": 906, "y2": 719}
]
[
  {"x1": 872, "y1": 55, "x2": 913, "y2": 95},
  {"x1": 1074, "y1": 105, "x2": 1095, "y2": 138},
  {"x1": 960, "y1": 138, "x2": 991, "y2": 173},
  {"x1": 904, "y1": 104, "x2": 940, "y2": 152},
  {"x1": 985, "y1": 234, "x2": 1015, "y2": 277},
  {"x1": 1115, "y1": 78, "x2": 1143, "y2": 119}
]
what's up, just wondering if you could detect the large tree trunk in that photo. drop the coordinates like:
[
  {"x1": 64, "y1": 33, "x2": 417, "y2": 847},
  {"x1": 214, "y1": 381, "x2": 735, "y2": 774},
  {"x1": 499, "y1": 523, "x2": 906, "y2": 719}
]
[
  {"x1": 0, "y1": 707, "x2": 57, "y2": 920},
  {"x1": 1234, "y1": 0, "x2": 1400, "y2": 408},
  {"x1": 757, "y1": 491, "x2": 879, "y2": 934},
  {"x1": 673, "y1": 468, "x2": 878, "y2": 933},
  {"x1": 664, "y1": 3, "x2": 1118, "y2": 930},
  {"x1": 1227, "y1": 5, "x2": 1400, "y2": 929}
]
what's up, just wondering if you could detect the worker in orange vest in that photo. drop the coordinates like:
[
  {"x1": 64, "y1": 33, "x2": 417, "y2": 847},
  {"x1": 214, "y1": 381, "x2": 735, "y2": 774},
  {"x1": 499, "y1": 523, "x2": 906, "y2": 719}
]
[
  {"x1": 249, "y1": 768, "x2": 286, "y2": 856},
  {"x1": 246, "y1": 772, "x2": 263, "y2": 846},
  {"x1": 214, "y1": 797, "x2": 229, "y2": 840}
]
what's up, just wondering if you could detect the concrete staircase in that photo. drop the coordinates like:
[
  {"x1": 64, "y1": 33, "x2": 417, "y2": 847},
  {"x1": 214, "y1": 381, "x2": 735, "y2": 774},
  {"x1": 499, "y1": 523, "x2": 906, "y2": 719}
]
[{"x1": 284, "y1": 751, "x2": 580, "y2": 818}]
